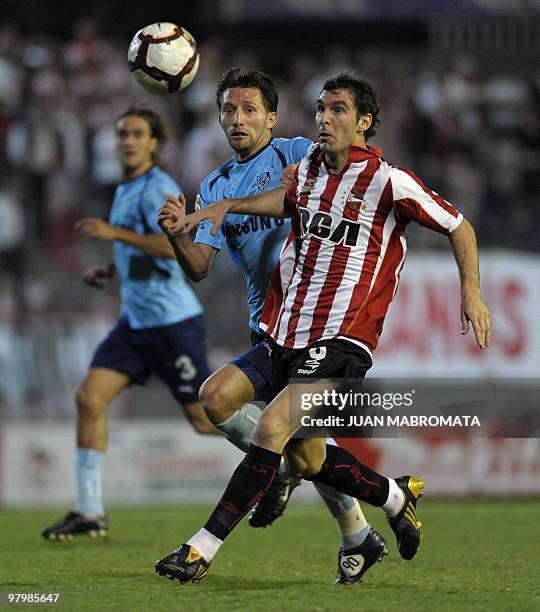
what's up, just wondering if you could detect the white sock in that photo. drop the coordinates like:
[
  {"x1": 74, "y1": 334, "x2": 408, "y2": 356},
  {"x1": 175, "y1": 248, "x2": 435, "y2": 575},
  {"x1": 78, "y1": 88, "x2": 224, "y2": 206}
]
[
  {"x1": 382, "y1": 478, "x2": 405, "y2": 517},
  {"x1": 187, "y1": 528, "x2": 224, "y2": 562},
  {"x1": 75, "y1": 448, "x2": 105, "y2": 516}
]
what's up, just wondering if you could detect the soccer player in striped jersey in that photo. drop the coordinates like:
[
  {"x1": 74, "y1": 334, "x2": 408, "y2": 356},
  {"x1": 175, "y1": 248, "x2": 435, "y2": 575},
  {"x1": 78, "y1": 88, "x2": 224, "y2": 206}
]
[
  {"x1": 158, "y1": 68, "x2": 388, "y2": 584},
  {"x1": 156, "y1": 72, "x2": 491, "y2": 583}
]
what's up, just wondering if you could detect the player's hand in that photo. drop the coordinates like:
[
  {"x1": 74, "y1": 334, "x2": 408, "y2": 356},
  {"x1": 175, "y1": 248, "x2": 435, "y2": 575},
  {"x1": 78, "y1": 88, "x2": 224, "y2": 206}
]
[
  {"x1": 76, "y1": 218, "x2": 117, "y2": 241},
  {"x1": 183, "y1": 199, "x2": 231, "y2": 236},
  {"x1": 460, "y1": 289, "x2": 491, "y2": 349},
  {"x1": 280, "y1": 164, "x2": 297, "y2": 189},
  {"x1": 82, "y1": 263, "x2": 116, "y2": 289},
  {"x1": 158, "y1": 194, "x2": 187, "y2": 237}
]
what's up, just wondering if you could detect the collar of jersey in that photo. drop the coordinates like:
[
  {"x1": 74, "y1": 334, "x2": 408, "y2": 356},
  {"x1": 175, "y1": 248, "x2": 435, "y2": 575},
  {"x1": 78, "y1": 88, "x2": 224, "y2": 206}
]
[
  {"x1": 235, "y1": 138, "x2": 275, "y2": 164},
  {"x1": 119, "y1": 165, "x2": 156, "y2": 184},
  {"x1": 315, "y1": 144, "x2": 382, "y2": 174}
]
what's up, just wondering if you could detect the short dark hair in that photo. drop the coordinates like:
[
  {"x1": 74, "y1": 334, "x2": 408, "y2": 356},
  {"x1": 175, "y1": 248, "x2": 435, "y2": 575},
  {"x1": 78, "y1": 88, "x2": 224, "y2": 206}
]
[
  {"x1": 116, "y1": 107, "x2": 169, "y2": 160},
  {"x1": 321, "y1": 73, "x2": 380, "y2": 140},
  {"x1": 216, "y1": 66, "x2": 278, "y2": 113}
]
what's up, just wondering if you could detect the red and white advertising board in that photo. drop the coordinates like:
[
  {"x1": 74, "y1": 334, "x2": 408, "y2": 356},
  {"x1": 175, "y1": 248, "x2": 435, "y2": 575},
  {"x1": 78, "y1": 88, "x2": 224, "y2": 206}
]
[{"x1": 372, "y1": 251, "x2": 540, "y2": 378}]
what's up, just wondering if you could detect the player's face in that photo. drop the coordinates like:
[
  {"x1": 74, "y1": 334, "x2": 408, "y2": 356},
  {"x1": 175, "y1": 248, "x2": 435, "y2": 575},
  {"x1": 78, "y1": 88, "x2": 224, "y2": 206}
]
[
  {"x1": 115, "y1": 115, "x2": 158, "y2": 176},
  {"x1": 219, "y1": 87, "x2": 277, "y2": 160},
  {"x1": 316, "y1": 89, "x2": 371, "y2": 156}
]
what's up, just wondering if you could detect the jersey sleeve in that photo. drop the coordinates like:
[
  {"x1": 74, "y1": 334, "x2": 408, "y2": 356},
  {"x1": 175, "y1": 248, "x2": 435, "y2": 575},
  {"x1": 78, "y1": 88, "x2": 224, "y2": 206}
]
[
  {"x1": 285, "y1": 137, "x2": 315, "y2": 164},
  {"x1": 140, "y1": 176, "x2": 179, "y2": 234},
  {"x1": 390, "y1": 167, "x2": 463, "y2": 235},
  {"x1": 193, "y1": 184, "x2": 226, "y2": 251}
]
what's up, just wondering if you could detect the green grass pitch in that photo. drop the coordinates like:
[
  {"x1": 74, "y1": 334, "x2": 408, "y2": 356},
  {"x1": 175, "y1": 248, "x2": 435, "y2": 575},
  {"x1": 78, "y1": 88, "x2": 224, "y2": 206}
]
[{"x1": 1, "y1": 500, "x2": 539, "y2": 611}]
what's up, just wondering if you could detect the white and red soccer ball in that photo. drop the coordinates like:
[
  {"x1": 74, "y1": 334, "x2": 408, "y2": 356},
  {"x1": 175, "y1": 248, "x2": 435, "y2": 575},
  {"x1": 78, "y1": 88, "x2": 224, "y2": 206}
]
[{"x1": 128, "y1": 22, "x2": 199, "y2": 94}]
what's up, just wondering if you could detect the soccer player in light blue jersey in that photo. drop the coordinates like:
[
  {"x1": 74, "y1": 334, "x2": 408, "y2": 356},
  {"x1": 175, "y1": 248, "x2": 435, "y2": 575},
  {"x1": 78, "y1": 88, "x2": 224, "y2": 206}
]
[
  {"x1": 42, "y1": 108, "x2": 217, "y2": 542},
  {"x1": 158, "y1": 68, "x2": 388, "y2": 584}
]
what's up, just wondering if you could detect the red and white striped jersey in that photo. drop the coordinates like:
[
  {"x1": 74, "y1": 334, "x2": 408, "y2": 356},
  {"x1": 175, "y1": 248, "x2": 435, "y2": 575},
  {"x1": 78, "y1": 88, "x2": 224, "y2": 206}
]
[{"x1": 259, "y1": 145, "x2": 463, "y2": 354}]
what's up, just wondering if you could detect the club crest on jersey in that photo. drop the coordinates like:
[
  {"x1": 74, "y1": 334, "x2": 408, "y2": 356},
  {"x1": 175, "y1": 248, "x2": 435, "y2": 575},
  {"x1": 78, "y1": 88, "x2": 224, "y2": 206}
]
[
  {"x1": 344, "y1": 189, "x2": 369, "y2": 219},
  {"x1": 300, "y1": 178, "x2": 317, "y2": 194},
  {"x1": 257, "y1": 172, "x2": 271, "y2": 192}
]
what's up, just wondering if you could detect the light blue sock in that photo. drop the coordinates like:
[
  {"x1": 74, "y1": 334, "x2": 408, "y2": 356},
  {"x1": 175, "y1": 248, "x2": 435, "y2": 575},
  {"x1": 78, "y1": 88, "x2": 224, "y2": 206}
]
[
  {"x1": 314, "y1": 438, "x2": 371, "y2": 550},
  {"x1": 313, "y1": 482, "x2": 371, "y2": 548},
  {"x1": 75, "y1": 448, "x2": 105, "y2": 516},
  {"x1": 342, "y1": 523, "x2": 371, "y2": 550},
  {"x1": 217, "y1": 405, "x2": 293, "y2": 476},
  {"x1": 216, "y1": 403, "x2": 262, "y2": 453}
]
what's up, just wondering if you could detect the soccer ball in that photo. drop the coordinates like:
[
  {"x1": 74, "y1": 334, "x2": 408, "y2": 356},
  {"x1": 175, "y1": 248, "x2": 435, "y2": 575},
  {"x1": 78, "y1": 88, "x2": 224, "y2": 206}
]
[{"x1": 128, "y1": 22, "x2": 200, "y2": 95}]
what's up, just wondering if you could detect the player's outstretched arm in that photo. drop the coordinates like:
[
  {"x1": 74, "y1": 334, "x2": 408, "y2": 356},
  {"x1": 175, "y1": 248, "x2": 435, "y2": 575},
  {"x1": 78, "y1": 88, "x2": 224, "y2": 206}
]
[
  {"x1": 182, "y1": 186, "x2": 289, "y2": 235},
  {"x1": 158, "y1": 194, "x2": 217, "y2": 282},
  {"x1": 448, "y1": 218, "x2": 491, "y2": 349},
  {"x1": 76, "y1": 217, "x2": 174, "y2": 258}
]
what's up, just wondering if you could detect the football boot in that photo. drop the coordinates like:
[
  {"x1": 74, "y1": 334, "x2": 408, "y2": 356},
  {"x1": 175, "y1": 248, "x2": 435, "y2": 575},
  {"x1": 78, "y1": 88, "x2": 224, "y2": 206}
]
[
  {"x1": 248, "y1": 473, "x2": 301, "y2": 528},
  {"x1": 42, "y1": 511, "x2": 108, "y2": 541},
  {"x1": 387, "y1": 475, "x2": 424, "y2": 560},
  {"x1": 155, "y1": 544, "x2": 210, "y2": 584},
  {"x1": 336, "y1": 527, "x2": 388, "y2": 585}
]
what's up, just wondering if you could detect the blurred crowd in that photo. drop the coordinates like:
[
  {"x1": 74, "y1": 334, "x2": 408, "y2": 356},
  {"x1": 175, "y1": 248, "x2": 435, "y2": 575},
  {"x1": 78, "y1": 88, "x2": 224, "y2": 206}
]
[{"x1": 0, "y1": 18, "x2": 539, "y2": 325}]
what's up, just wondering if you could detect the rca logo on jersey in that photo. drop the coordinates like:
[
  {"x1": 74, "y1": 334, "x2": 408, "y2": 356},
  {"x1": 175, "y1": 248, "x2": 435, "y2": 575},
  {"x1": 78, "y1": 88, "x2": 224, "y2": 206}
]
[
  {"x1": 257, "y1": 172, "x2": 271, "y2": 192},
  {"x1": 298, "y1": 208, "x2": 362, "y2": 247},
  {"x1": 297, "y1": 346, "x2": 327, "y2": 375}
]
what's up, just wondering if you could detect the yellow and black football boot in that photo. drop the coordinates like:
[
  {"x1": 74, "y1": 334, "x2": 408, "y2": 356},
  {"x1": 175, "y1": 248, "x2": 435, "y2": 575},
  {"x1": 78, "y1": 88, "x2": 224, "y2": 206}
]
[
  {"x1": 387, "y1": 475, "x2": 424, "y2": 560},
  {"x1": 155, "y1": 544, "x2": 210, "y2": 584}
]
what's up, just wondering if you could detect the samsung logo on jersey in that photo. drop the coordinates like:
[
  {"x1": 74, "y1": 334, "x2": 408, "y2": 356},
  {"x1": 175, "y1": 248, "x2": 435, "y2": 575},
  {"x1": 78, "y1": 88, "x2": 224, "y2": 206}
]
[
  {"x1": 225, "y1": 216, "x2": 286, "y2": 240},
  {"x1": 298, "y1": 208, "x2": 361, "y2": 247}
]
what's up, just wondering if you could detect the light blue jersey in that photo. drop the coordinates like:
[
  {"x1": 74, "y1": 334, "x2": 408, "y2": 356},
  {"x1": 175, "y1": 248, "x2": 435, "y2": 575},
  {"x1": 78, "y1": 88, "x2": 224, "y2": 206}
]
[
  {"x1": 194, "y1": 137, "x2": 312, "y2": 332},
  {"x1": 110, "y1": 165, "x2": 202, "y2": 329}
]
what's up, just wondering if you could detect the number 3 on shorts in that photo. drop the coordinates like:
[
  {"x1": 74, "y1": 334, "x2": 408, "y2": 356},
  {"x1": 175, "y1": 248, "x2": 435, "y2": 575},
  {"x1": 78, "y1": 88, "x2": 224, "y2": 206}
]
[{"x1": 175, "y1": 355, "x2": 197, "y2": 381}]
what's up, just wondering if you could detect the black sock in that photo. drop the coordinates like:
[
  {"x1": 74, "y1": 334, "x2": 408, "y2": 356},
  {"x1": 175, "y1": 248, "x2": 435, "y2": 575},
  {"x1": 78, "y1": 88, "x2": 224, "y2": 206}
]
[
  {"x1": 308, "y1": 444, "x2": 389, "y2": 507},
  {"x1": 204, "y1": 444, "x2": 282, "y2": 540}
]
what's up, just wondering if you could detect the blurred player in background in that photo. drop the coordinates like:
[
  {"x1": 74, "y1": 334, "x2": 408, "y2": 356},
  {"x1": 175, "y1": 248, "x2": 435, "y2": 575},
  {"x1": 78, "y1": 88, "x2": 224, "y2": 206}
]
[
  {"x1": 158, "y1": 67, "x2": 389, "y2": 585},
  {"x1": 156, "y1": 73, "x2": 491, "y2": 583},
  {"x1": 42, "y1": 107, "x2": 217, "y2": 542}
]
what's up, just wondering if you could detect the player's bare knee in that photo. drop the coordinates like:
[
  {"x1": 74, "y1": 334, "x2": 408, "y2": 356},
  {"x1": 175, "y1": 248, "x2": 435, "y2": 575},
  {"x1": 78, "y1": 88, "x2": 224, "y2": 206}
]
[
  {"x1": 75, "y1": 388, "x2": 107, "y2": 418},
  {"x1": 252, "y1": 412, "x2": 287, "y2": 448},
  {"x1": 199, "y1": 378, "x2": 235, "y2": 424}
]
